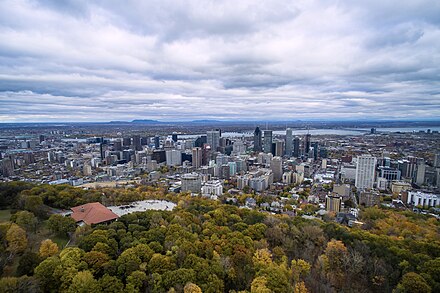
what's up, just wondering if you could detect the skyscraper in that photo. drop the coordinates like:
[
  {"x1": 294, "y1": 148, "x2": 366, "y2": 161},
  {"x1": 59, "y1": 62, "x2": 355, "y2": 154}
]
[
  {"x1": 270, "y1": 156, "x2": 283, "y2": 182},
  {"x1": 0, "y1": 157, "x2": 14, "y2": 177},
  {"x1": 253, "y1": 127, "x2": 262, "y2": 152},
  {"x1": 263, "y1": 130, "x2": 273, "y2": 154},
  {"x1": 207, "y1": 130, "x2": 220, "y2": 151},
  {"x1": 123, "y1": 137, "x2": 131, "y2": 146},
  {"x1": 100, "y1": 143, "x2": 106, "y2": 159},
  {"x1": 154, "y1": 136, "x2": 160, "y2": 149},
  {"x1": 355, "y1": 155, "x2": 377, "y2": 189},
  {"x1": 304, "y1": 133, "x2": 311, "y2": 155},
  {"x1": 285, "y1": 128, "x2": 293, "y2": 156},
  {"x1": 132, "y1": 135, "x2": 141, "y2": 151},
  {"x1": 192, "y1": 147, "x2": 202, "y2": 169},
  {"x1": 113, "y1": 139, "x2": 122, "y2": 151},
  {"x1": 311, "y1": 142, "x2": 319, "y2": 160},
  {"x1": 293, "y1": 137, "x2": 300, "y2": 157},
  {"x1": 434, "y1": 153, "x2": 440, "y2": 168},
  {"x1": 275, "y1": 140, "x2": 284, "y2": 157}
]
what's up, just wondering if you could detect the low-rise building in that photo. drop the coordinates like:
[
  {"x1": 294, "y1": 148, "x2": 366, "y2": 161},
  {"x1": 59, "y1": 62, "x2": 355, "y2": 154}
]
[
  {"x1": 407, "y1": 191, "x2": 439, "y2": 208},
  {"x1": 201, "y1": 180, "x2": 223, "y2": 199}
]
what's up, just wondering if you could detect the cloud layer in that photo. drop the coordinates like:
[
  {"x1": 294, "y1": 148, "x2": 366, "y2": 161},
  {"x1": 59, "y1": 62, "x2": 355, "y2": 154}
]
[{"x1": 0, "y1": 0, "x2": 439, "y2": 122}]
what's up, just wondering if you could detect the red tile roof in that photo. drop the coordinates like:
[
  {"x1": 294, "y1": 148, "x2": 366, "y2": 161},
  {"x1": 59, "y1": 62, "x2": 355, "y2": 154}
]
[{"x1": 70, "y1": 202, "x2": 119, "y2": 225}]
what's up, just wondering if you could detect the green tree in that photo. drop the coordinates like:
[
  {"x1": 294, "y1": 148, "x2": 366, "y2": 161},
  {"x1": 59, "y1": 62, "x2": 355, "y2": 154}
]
[
  {"x1": 84, "y1": 251, "x2": 110, "y2": 276},
  {"x1": 6, "y1": 223, "x2": 27, "y2": 255},
  {"x1": 14, "y1": 211, "x2": 38, "y2": 232},
  {"x1": 395, "y1": 272, "x2": 431, "y2": 293},
  {"x1": 34, "y1": 256, "x2": 62, "y2": 292},
  {"x1": 126, "y1": 270, "x2": 147, "y2": 291},
  {"x1": 251, "y1": 276, "x2": 271, "y2": 293},
  {"x1": 0, "y1": 276, "x2": 39, "y2": 293},
  {"x1": 17, "y1": 251, "x2": 40, "y2": 276},
  {"x1": 47, "y1": 214, "x2": 76, "y2": 236},
  {"x1": 68, "y1": 270, "x2": 100, "y2": 293},
  {"x1": 98, "y1": 274, "x2": 124, "y2": 293},
  {"x1": 291, "y1": 259, "x2": 311, "y2": 285},
  {"x1": 24, "y1": 195, "x2": 45, "y2": 217}
]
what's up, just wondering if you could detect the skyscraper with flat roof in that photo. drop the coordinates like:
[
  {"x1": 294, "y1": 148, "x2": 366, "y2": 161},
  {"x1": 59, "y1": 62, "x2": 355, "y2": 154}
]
[
  {"x1": 253, "y1": 127, "x2": 262, "y2": 152},
  {"x1": 263, "y1": 130, "x2": 272, "y2": 154},
  {"x1": 207, "y1": 130, "x2": 220, "y2": 151},
  {"x1": 293, "y1": 137, "x2": 300, "y2": 157},
  {"x1": 355, "y1": 155, "x2": 377, "y2": 189},
  {"x1": 132, "y1": 135, "x2": 141, "y2": 151},
  {"x1": 192, "y1": 147, "x2": 202, "y2": 169},
  {"x1": 304, "y1": 133, "x2": 311, "y2": 155},
  {"x1": 285, "y1": 128, "x2": 293, "y2": 156},
  {"x1": 271, "y1": 156, "x2": 283, "y2": 182}
]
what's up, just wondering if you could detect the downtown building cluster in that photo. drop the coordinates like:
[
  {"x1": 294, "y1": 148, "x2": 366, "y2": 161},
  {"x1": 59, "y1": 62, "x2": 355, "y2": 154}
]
[{"x1": 1, "y1": 124, "x2": 440, "y2": 221}]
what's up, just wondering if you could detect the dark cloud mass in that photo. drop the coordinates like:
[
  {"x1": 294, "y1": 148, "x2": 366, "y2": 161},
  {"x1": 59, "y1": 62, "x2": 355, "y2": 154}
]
[{"x1": 0, "y1": 0, "x2": 439, "y2": 122}]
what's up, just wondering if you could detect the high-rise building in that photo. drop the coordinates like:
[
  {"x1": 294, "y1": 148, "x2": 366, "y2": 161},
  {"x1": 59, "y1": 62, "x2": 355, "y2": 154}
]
[
  {"x1": 326, "y1": 195, "x2": 342, "y2": 213},
  {"x1": 285, "y1": 128, "x2": 293, "y2": 156},
  {"x1": 181, "y1": 173, "x2": 202, "y2": 193},
  {"x1": 195, "y1": 135, "x2": 207, "y2": 148},
  {"x1": 172, "y1": 133, "x2": 178, "y2": 142},
  {"x1": 192, "y1": 147, "x2": 202, "y2": 169},
  {"x1": 201, "y1": 180, "x2": 223, "y2": 199},
  {"x1": 311, "y1": 142, "x2": 319, "y2": 160},
  {"x1": 275, "y1": 140, "x2": 284, "y2": 157},
  {"x1": 166, "y1": 150, "x2": 182, "y2": 166},
  {"x1": 415, "y1": 162, "x2": 426, "y2": 185},
  {"x1": 113, "y1": 139, "x2": 122, "y2": 151},
  {"x1": 0, "y1": 157, "x2": 14, "y2": 177},
  {"x1": 359, "y1": 190, "x2": 380, "y2": 207},
  {"x1": 123, "y1": 137, "x2": 131, "y2": 146},
  {"x1": 232, "y1": 140, "x2": 246, "y2": 155},
  {"x1": 263, "y1": 130, "x2": 273, "y2": 154},
  {"x1": 100, "y1": 143, "x2": 106, "y2": 159},
  {"x1": 355, "y1": 155, "x2": 377, "y2": 189},
  {"x1": 434, "y1": 153, "x2": 440, "y2": 168},
  {"x1": 270, "y1": 156, "x2": 283, "y2": 182},
  {"x1": 151, "y1": 150, "x2": 166, "y2": 163},
  {"x1": 23, "y1": 152, "x2": 35, "y2": 164},
  {"x1": 207, "y1": 130, "x2": 220, "y2": 151},
  {"x1": 228, "y1": 162, "x2": 237, "y2": 177},
  {"x1": 132, "y1": 135, "x2": 141, "y2": 151},
  {"x1": 293, "y1": 137, "x2": 300, "y2": 157},
  {"x1": 154, "y1": 136, "x2": 160, "y2": 149},
  {"x1": 253, "y1": 127, "x2": 262, "y2": 152},
  {"x1": 398, "y1": 156, "x2": 418, "y2": 179},
  {"x1": 304, "y1": 134, "x2": 311, "y2": 155},
  {"x1": 202, "y1": 145, "x2": 211, "y2": 166}
]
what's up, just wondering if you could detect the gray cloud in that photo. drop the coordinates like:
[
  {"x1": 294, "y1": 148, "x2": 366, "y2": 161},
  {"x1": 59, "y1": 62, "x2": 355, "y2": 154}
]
[{"x1": 0, "y1": 0, "x2": 439, "y2": 122}]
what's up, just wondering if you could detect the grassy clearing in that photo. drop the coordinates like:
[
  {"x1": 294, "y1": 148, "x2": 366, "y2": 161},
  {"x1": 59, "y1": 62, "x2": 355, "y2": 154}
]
[
  {"x1": 0, "y1": 209, "x2": 11, "y2": 222},
  {"x1": 52, "y1": 234, "x2": 70, "y2": 249}
]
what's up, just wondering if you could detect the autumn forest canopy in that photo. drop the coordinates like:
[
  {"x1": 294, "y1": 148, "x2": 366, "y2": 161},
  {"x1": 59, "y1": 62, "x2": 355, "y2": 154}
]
[{"x1": 0, "y1": 182, "x2": 439, "y2": 292}]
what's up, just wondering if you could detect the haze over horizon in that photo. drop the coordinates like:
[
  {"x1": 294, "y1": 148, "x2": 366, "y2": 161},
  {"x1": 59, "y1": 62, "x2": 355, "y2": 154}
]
[{"x1": 1, "y1": 0, "x2": 440, "y2": 122}]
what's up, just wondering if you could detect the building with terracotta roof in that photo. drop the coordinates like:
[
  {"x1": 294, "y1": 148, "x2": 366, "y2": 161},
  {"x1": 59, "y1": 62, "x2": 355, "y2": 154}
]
[{"x1": 70, "y1": 202, "x2": 119, "y2": 225}]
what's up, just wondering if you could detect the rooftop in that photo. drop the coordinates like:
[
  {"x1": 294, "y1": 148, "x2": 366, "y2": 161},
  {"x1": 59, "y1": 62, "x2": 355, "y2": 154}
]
[{"x1": 71, "y1": 202, "x2": 119, "y2": 225}]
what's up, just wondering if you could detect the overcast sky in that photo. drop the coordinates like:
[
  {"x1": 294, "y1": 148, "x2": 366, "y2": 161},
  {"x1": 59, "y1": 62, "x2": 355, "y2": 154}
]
[{"x1": 0, "y1": 0, "x2": 439, "y2": 122}]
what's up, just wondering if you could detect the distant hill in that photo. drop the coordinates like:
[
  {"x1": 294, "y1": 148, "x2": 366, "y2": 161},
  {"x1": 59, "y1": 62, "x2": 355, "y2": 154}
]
[
  {"x1": 191, "y1": 119, "x2": 223, "y2": 123},
  {"x1": 109, "y1": 121, "x2": 130, "y2": 124},
  {"x1": 131, "y1": 119, "x2": 161, "y2": 124}
]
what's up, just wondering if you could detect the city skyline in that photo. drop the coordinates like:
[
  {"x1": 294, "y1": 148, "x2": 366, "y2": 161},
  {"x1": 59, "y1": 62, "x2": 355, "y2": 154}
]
[{"x1": 1, "y1": 0, "x2": 440, "y2": 122}]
